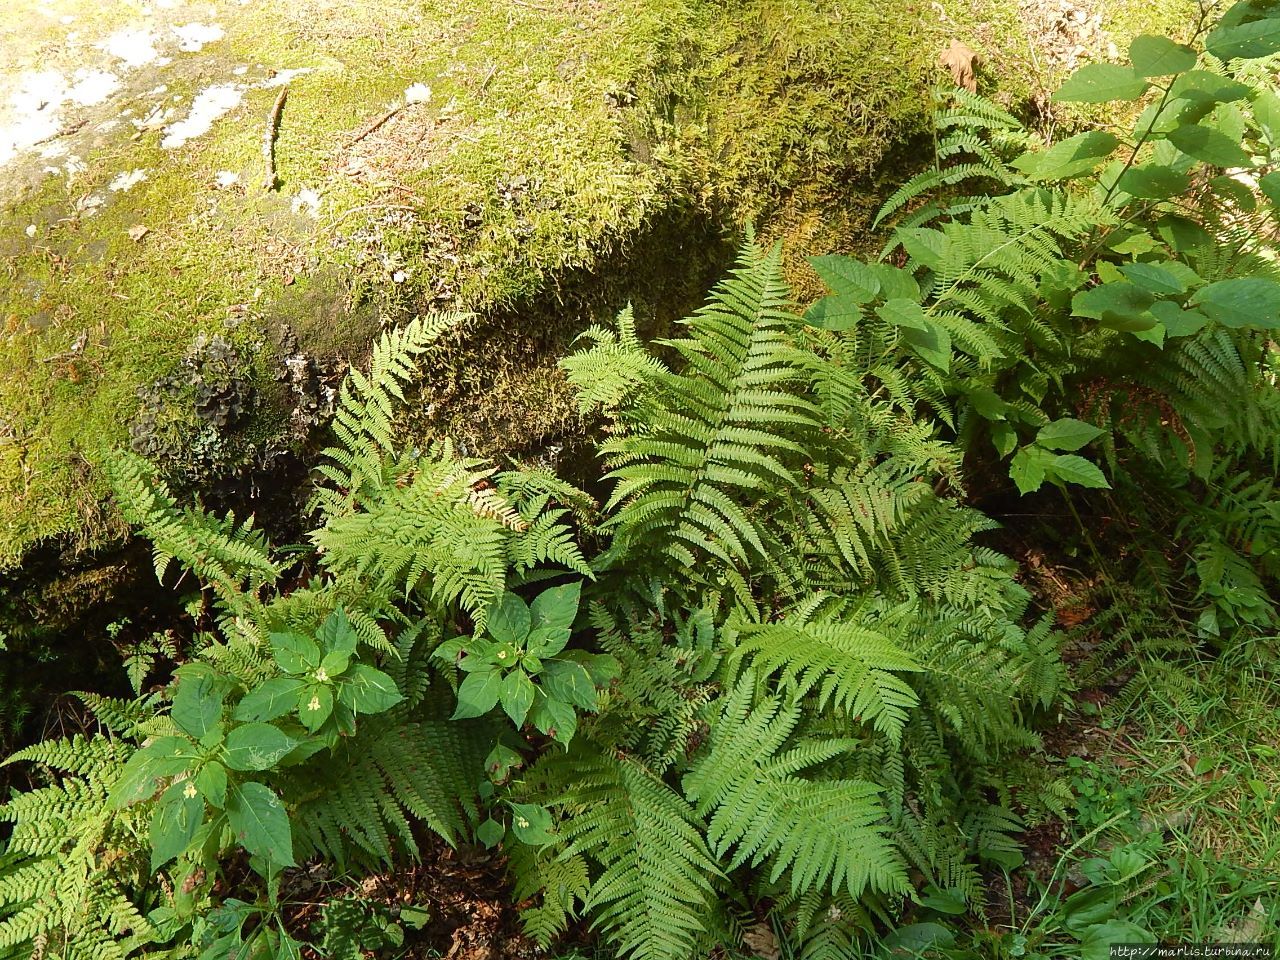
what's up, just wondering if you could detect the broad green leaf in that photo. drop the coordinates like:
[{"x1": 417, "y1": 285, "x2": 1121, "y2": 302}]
[
  {"x1": 1207, "y1": 8, "x2": 1280, "y2": 60},
  {"x1": 1118, "y1": 262, "x2": 1186, "y2": 295},
  {"x1": 1072, "y1": 282, "x2": 1156, "y2": 329},
  {"x1": 151, "y1": 781, "x2": 204, "y2": 872},
  {"x1": 226, "y1": 782, "x2": 294, "y2": 866},
  {"x1": 1128, "y1": 321, "x2": 1166, "y2": 347},
  {"x1": 903, "y1": 320, "x2": 951, "y2": 372},
  {"x1": 345, "y1": 664, "x2": 403, "y2": 714},
  {"x1": 966, "y1": 387, "x2": 1007, "y2": 421},
  {"x1": 453, "y1": 669, "x2": 502, "y2": 719},
  {"x1": 319, "y1": 649, "x2": 351, "y2": 678},
  {"x1": 234, "y1": 678, "x2": 305, "y2": 722},
  {"x1": 1037, "y1": 418, "x2": 1103, "y2": 452},
  {"x1": 876, "y1": 298, "x2": 928, "y2": 331},
  {"x1": 531, "y1": 695, "x2": 577, "y2": 746},
  {"x1": 317, "y1": 608, "x2": 359, "y2": 658},
  {"x1": 1168, "y1": 70, "x2": 1250, "y2": 104},
  {"x1": 224, "y1": 723, "x2": 297, "y2": 772},
  {"x1": 501, "y1": 670, "x2": 536, "y2": 727},
  {"x1": 1010, "y1": 446, "x2": 1053, "y2": 495},
  {"x1": 507, "y1": 803, "x2": 556, "y2": 846},
  {"x1": 110, "y1": 738, "x2": 196, "y2": 808},
  {"x1": 991, "y1": 421, "x2": 1017, "y2": 459},
  {"x1": 541, "y1": 660, "x2": 598, "y2": 710},
  {"x1": 1190, "y1": 277, "x2": 1280, "y2": 328},
  {"x1": 1080, "y1": 920, "x2": 1155, "y2": 960},
  {"x1": 484, "y1": 743, "x2": 523, "y2": 782},
  {"x1": 1254, "y1": 90, "x2": 1280, "y2": 144},
  {"x1": 298, "y1": 682, "x2": 334, "y2": 732},
  {"x1": 195, "y1": 762, "x2": 228, "y2": 809},
  {"x1": 1013, "y1": 131, "x2": 1118, "y2": 180},
  {"x1": 1167, "y1": 124, "x2": 1253, "y2": 167},
  {"x1": 270, "y1": 632, "x2": 319, "y2": 675},
  {"x1": 808, "y1": 256, "x2": 880, "y2": 301},
  {"x1": 525, "y1": 625, "x2": 570, "y2": 660},
  {"x1": 487, "y1": 592, "x2": 531, "y2": 646},
  {"x1": 896, "y1": 227, "x2": 948, "y2": 268},
  {"x1": 871, "y1": 264, "x2": 920, "y2": 300},
  {"x1": 880, "y1": 923, "x2": 956, "y2": 953},
  {"x1": 1116, "y1": 163, "x2": 1192, "y2": 200},
  {"x1": 1047, "y1": 454, "x2": 1110, "y2": 489},
  {"x1": 1260, "y1": 170, "x2": 1280, "y2": 208},
  {"x1": 476, "y1": 818, "x2": 505, "y2": 848},
  {"x1": 1053, "y1": 63, "x2": 1149, "y2": 103},
  {"x1": 804, "y1": 294, "x2": 862, "y2": 331},
  {"x1": 1150, "y1": 300, "x2": 1208, "y2": 337},
  {"x1": 1156, "y1": 214, "x2": 1213, "y2": 252},
  {"x1": 1128, "y1": 35, "x2": 1196, "y2": 77},
  {"x1": 530, "y1": 581, "x2": 581, "y2": 634},
  {"x1": 172, "y1": 670, "x2": 224, "y2": 740}
]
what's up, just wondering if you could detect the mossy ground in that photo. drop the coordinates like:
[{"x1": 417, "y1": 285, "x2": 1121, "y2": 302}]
[{"x1": 0, "y1": 0, "x2": 1193, "y2": 566}]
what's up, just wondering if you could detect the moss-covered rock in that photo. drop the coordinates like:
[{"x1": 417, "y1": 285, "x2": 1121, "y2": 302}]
[{"x1": 0, "y1": 0, "x2": 1192, "y2": 567}]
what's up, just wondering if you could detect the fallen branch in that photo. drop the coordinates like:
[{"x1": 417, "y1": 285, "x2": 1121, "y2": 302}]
[
  {"x1": 263, "y1": 86, "x2": 289, "y2": 191},
  {"x1": 348, "y1": 104, "x2": 404, "y2": 147}
]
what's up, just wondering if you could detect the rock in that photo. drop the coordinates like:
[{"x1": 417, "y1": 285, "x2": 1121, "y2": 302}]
[{"x1": 0, "y1": 0, "x2": 1194, "y2": 568}]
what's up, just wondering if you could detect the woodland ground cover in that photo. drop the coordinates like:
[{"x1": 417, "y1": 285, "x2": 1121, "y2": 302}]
[{"x1": 1, "y1": 1, "x2": 1280, "y2": 959}]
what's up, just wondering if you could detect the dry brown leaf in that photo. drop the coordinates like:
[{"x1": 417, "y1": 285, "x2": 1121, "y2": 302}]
[
  {"x1": 744, "y1": 922, "x2": 780, "y2": 960},
  {"x1": 127, "y1": 224, "x2": 150, "y2": 242},
  {"x1": 939, "y1": 39, "x2": 979, "y2": 92}
]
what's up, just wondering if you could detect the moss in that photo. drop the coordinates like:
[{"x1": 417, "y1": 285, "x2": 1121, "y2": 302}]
[{"x1": 0, "y1": 0, "x2": 1192, "y2": 566}]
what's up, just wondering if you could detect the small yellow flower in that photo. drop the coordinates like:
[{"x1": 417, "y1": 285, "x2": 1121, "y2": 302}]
[
  {"x1": 497, "y1": 651, "x2": 508, "y2": 660},
  {"x1": 516, "y1": 816, "x2": 530, "y2": 829},
  {"x1": 183, "y1": 782, "x2": 198, "y2": 800},
  {"x1": 307, "y1": 696, "x2": 322, "y2": 711},
  {"x1": 314, "y1": 667, "x2": 329, "y2": 682}
]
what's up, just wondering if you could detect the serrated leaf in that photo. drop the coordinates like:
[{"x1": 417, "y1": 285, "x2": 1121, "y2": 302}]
[
  {"x1": 1149, "y1": 300, "x2": 1208, "y2": 337},
  {"x1": 808, "y1": 256, "x2": 880, "y2": 300},
  {"x1": 1129, "y1": 35, "x2": 1197, "y2": 76},
  {"x1": 1167, "y1": 124, "x2": 1253, "y2": 167},
  {"x1": 804, "y1": 294, "x2": 863, "y2": 331},
  {"x1": 903, "y1": 320, "x2": 951, "y2": 372},
  {"x1": 488, "y1": 592, "x2": 531, "y2": 646},
  {"x1": 111, "y1": 738, "x2": 195, "y2": 808},
  {"x1": 1047, "y1": 454, "x2": 1110, "y2": 489},
  {"x1": 541, "y1": 660, "x2": 598, "y2": 710},
  {"x1": 345, "y1": 664, "x2": 402, "y2": 714},
  {"x1": 530, "y1": 581, "x2": 581, "y2": 634},
  {"x1": 1053, "y1": 63, "x2": 1149, "y2": 103},
  {"x1": 172, "y1": 671, "x2": 224, "y2": 740},
  {"x1": 195, "y1": 762, "x2": 228, "y2": 809},
  {"x1": 1013, "y1": 130, "x2": 1118, "y2": 180},
  {"x1": 234, "y1": 678, "x2": 305, "y2": 722},
  {"x1": 531, "y1": 695, "x2": 577, "y2": 746},
  {"x1": 1072, "y1": 282, "x2": 1156, "y2": 329},
  {"x1": 270, "y1": 632, "x2": 319, "y2": 675},
  {"x1": 298, "y1": 682, "x2": 334, "y2": 732},
  {"x1": 1169, "y1": 69, "x2": 1250, "y2": 104},
  {"x1": 1260, "y1": 170, "x2": 1280, "y2": 207},
  {"x1": 1010, "y1": 446, "x2": 1052, "y2": 495},
  {"x1": 1037, "y1": 418, "x2": 1103, "y2": 452},
  {"x1": 1190, "y1": 277, "x2": 1280, "y2": 328},
  {"x1": 226, "y1": 782, "x2": 294, "y2": 867},
  {"x1": 876, "y1": 298, "x2": 928, "y2": 331},
  {"x1": 317, "y1": 608, "x2": 359, "y2": 657},
  {"x1": 453, "y1": 669, "x2": 502, "y2": 719},
  {"x1": 508, "y1": 802, "x2": 556, "y2": 846},
  {"x1": 224, "y1": 723, "x2": 298, "y2": 772},
  {"x1": 873, "y1": 264, "x2": 920, "y2": 300},
  {"x1": 476, "y1": 818, "x2": 505, "y2": 848},
  {"x1": 151, "y1": 781, "x2": 204, "y2": 872},
  {"x1": 1118, "y1": 262, "x2": 1186, "y2": 295},
  {"x1": 1207, "y1": 10, "x2": 1280, "y2": 60},
  {"x1": 501, "y1": 670, "x2": 536, "y2": 727}
]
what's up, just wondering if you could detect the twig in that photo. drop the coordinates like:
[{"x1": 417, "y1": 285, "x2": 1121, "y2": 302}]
[
  {"x1": 263, "y1": 85, "x2": 289, "y2": 191},
  {"x1": 32, "y1": 119, "x2": 87, "y2": 147},
  {"x1": 348, "y1": 104, "x2": 404, "y2": 147},
  {"x1": 510, "y1": 0, "x2": 555, "y2": 10}
]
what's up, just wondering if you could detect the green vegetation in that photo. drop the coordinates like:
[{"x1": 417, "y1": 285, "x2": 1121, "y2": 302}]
[{"x1": 3, "y1": 0, "x2": 1280, "y2": 957}]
